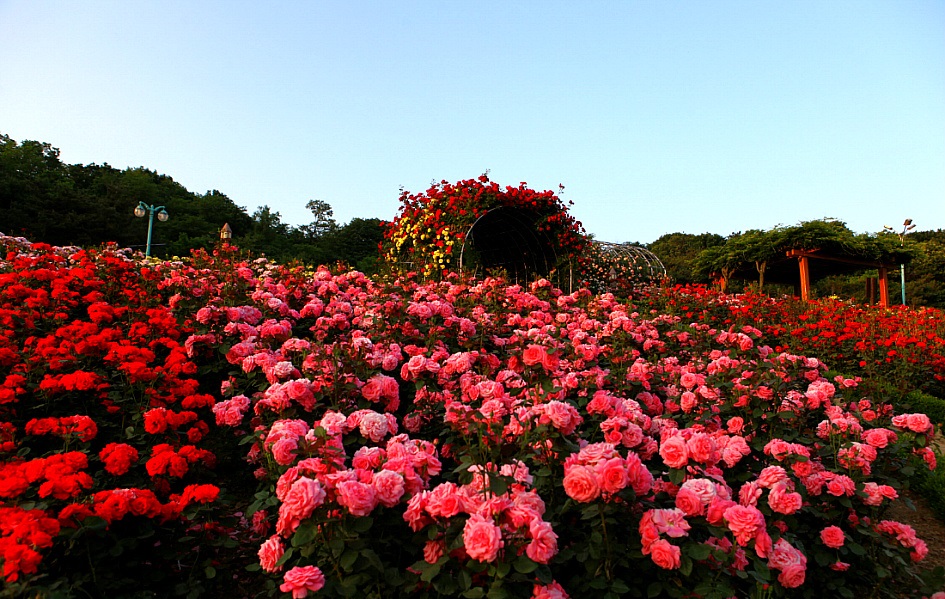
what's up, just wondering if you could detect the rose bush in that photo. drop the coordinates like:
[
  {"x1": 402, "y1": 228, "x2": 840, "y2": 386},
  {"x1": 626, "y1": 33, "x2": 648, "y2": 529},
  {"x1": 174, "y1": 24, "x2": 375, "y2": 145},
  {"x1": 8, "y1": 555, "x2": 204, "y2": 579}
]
[{"x1": 1, "y1": 233, "x2": 943, "y2": 598}]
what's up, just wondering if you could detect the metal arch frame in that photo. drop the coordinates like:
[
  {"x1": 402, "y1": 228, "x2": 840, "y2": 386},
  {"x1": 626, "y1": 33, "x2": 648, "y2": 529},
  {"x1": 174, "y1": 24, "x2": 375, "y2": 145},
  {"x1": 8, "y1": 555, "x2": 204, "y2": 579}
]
[{"x1": 590, "y1": 241, "x2": 667, "y2": 282}]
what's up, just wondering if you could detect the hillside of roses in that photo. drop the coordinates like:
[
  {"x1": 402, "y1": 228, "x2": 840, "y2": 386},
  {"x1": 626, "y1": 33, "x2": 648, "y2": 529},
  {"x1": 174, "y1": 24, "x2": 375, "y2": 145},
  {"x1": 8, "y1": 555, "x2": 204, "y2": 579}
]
[{"x1": 1, "y1": 233, "x2": 943, "y2": 599}]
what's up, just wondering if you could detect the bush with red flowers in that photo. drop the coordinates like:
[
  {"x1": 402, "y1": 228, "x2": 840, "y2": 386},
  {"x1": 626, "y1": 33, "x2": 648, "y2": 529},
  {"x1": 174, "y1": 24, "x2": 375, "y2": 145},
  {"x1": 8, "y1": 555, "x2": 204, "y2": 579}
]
[{"x1": 0, "y1": 236, "x2": 257, "y2": 597}]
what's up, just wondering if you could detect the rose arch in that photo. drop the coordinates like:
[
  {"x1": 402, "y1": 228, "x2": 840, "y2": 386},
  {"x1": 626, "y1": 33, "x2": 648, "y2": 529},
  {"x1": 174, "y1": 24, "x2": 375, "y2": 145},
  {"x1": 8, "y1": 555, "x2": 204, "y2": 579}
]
[{"x1": 382, "y1": 176, "x2": 588, "y2": 284}]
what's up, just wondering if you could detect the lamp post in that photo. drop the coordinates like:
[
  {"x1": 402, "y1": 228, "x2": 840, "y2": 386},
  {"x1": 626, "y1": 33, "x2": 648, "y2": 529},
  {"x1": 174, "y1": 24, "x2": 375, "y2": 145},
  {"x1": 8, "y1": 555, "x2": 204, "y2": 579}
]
[
  {"x1": 883, "y1": 218, "x2": 916, "y2": 306},
  {"x1": 134, "y1": 201, "x2": 169, "y2": 257},
  {"x1": 220, "y1": 223, "x2": 233, "y2": 243}
]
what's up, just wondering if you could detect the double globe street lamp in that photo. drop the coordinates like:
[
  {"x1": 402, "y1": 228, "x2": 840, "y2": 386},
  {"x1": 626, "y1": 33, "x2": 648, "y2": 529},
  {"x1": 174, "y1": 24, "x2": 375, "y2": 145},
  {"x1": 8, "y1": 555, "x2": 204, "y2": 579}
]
[{"x1": 134, "y1": 201, "x2": 169, "y2": 257}]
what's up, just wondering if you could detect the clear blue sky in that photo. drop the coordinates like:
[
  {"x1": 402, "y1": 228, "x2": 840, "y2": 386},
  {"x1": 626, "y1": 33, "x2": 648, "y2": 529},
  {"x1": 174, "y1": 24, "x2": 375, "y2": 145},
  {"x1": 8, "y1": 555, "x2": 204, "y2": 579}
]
[{"x1": 2, "y1": 1, "x2": 942, "y2": 243}]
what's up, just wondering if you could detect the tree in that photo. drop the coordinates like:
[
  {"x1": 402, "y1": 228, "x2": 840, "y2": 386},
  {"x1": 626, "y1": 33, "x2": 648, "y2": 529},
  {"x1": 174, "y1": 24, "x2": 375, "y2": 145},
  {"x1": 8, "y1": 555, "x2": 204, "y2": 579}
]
[
  {"x1": 302, "y1": 199, "x2": 338, "y2": 239},
  {"x1": 647, "y1": 232, "x2": 724, "y2": 283}
]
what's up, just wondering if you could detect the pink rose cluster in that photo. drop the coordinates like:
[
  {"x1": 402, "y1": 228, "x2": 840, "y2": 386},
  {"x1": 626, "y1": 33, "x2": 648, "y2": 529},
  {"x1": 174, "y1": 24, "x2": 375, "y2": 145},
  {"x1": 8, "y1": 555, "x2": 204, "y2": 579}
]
[
  {"x1": 562, "y1": 442, "x2": 653, "y2": 502},
  {"x1": 405, "y1": 461, "x2": 559, "y2": 567}
]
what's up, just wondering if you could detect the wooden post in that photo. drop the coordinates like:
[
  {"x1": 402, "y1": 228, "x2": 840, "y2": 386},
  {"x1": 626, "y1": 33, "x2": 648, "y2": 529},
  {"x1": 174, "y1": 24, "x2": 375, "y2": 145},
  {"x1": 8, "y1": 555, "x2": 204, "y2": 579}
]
[
  {"x1": 878, "y1": 266, "x2": 889, "y2": 307},
  {"x1": 798, "y1": 256, "x2": 810, "y2": 301}
]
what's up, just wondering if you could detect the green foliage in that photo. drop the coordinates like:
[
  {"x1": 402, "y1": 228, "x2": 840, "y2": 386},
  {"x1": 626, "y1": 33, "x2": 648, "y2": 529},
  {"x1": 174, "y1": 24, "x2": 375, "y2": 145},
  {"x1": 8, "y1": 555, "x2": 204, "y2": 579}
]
[{"x1": 646, "y1": 232, "x2": 724, "y2": 284}]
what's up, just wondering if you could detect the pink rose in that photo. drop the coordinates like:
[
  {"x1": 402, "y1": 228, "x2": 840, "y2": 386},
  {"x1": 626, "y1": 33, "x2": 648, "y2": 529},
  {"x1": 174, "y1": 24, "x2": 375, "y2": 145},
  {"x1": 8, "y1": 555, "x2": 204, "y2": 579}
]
[
  {"x1": 426, "y1": 482, "x2": 463, "y2": 518},
  {"x1": 522, "y1": 345, "x2": 545, "y2": 367},
  {"x1": 258, "y1": 536, "x2": 284, "y2": 573},
  {"x1": 820, "y1": 526, "x2": 845, "y2": 549},
  {"x1": 423, "y1": 539, "x2": 445, "y2": 564},
  {"x1": 596, "y1": 457, "x2": 629, "y2": 495},
  {"x1": 861, "y1": 428, "x2": 894, "y2": 448},
  {"x1": 724, "y1": 504, "x2": 764, "y2": 546},
  {"x1": 767, "y1": 483, "x2": 802, "y2": 515},
  {"x1": 361, "y1": 377, "x2": 383, "y2": 402},
  {"x1": 336, "y1": 480, "x2": 377, "y2": 517},
  {"x1": 271, "y1": 437, "x2": 300, "y2": 466},
  {"x1": 277, "y1": 477, "x2": 326, "y2": 535},
  {"x1": 280, "y1": 566, "x2": 325, "y2": 598},
  {"x1": 659, "y1": 435, "x2": 689, "y2": 469},
  {"x1": 463, "y1": 513, "x2": 503, "y2": 562},
  {"x1": 675, "y1": 487, "x2": 705, "y2": 517},
  {"x1": 778, "y1": 563, "x2": 806, "y2": 588},
  {"x1": 372, "y1": 470, "x2": 405, "y2": 507},
  {"x1": 358, "y1": 412, "x2": 390, "y2": 443},
  {"x1": 648, "y1": 539, "x2": 681, "y2": 570},
  {"x1": 532, "y1": 581, "x2": 570, "y2": 599},
  {"x1": 526, "y1": 519, "x2": 558, "y2": 564},
  {"x1": 686, "y1": 433, "x2": 714, "y2": 463},
  {"x1": 563, "y1": 466, "x2": 600, "y2": 503}
]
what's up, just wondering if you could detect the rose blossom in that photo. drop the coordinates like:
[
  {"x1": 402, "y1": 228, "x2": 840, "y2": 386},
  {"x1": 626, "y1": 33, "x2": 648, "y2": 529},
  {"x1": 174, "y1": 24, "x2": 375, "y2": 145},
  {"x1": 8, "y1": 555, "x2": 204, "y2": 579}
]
[
  {"x1": 648, "y1": 538, "x2": 681, "y2": 570},
  {"x1": 463, "y1": 513, "x2": 503, "y2": 562},
  {"x1": 277, "y1": 477, "x2": 326, "y2": 535},
  {"x1": 532, "y1": 581, "x2": 570, "y2": 599},
  {"x1": 595, "y1": 457, "x2": 629, "y2": 495},
  {"x1": 258, "y1": 536, "x2": 285, "y2": 573},
  {"x1": 372, "y1": 470, "x2": 405, "y2": 507},
  {"x1": 280, "y1": 566, "x2": 325, "y2": 598},
  {"x1": 563, "y1": 465, "x2": 600, "y2": 503},
  {"x1": 724, "y1": 504, "x2": 765, "y2": 546},
  {"x1": 820, "y1": 526, "x2": 845, "y2": 549},
  {"x1": 423, "y1": 539, "x2": 445, "y2": 564},
  {"x1": 659, "y1": 435, "x2": 689, "y2": 469},
  {"x1": 675, "y1": 487, "x2": 705, "y2": 517},
  {"x1": 336, "y1": 480, "x2": 377, "y2": 516},
  {"x1": 526, "y1": 519, "x2": 558, "y2": 564}
]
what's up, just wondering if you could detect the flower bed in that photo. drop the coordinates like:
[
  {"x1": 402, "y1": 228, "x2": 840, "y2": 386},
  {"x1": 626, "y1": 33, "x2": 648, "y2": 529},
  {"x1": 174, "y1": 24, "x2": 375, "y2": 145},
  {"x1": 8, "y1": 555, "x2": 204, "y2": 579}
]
[
  {"x1": 634, "y1": 284, "x2": 945, "y2": 398},
  {"x1": 1, "y1": 235, "x2": 943, "y2": 598}
]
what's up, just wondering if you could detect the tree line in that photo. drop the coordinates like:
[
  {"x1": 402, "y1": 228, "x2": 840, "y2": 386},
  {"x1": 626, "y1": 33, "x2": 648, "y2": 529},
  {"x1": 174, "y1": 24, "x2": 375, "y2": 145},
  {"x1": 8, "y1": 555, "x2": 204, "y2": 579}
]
[
  {"x1": 0, "y1": 134, "x2": 384, "y2": 272},
  {"x1": 2, "y1": 133, "x2": 942, "y2": 307}
]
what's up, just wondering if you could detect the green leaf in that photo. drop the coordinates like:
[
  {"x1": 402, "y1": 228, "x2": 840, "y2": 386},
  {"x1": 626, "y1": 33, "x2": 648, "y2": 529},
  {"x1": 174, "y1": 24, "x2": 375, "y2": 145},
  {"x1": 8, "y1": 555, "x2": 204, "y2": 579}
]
[
  {"x1": 340, "y1": 550, "x2": 359, "y2": 572},
  {"x1": 513, "y1": 556, "x2": 539, "y2": 574},
  {"x1": 352, "y1": 516, "x2": 373, "y2": 533},
  {"x1": 669, "y1": 468, "x2": 686, "y2": 485},
  {"x1": 647, "y1": 582, "x2": 662, "y2": 598},
  {"x1": 679, "y1": 556, "x2": 693, "y2": 577},
  {"x1": 291, "y1": 521, "x2": 316, "y2": 547},
  {"x1": 420, "y1": 561, "x2": 442, "y2": 582},
  {"x1": 204, "y1": 566, "x2": 216, "y2": 579},
  {"x1": 686, "y1": 543, "x2": 712, "y2": 561},
  {"x1": 460, "y1": 569, "x2": 472, "y2": 590},
  {"x1": 610, "y1": 579, "x2": 630, "y2": 594},
  {"x1": 487, "y1": 585, "x2": 509, "y2": 599},
  {"x1": 462, "y1": 589, "x2": 485, "y2": 599}
]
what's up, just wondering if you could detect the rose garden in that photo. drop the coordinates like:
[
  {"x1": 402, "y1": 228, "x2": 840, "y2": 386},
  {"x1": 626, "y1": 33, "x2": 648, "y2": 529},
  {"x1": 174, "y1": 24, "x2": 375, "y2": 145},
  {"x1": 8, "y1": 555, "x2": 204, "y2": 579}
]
[{"x1": 2, "y1": 178, "x2": 944, "y2": 598}]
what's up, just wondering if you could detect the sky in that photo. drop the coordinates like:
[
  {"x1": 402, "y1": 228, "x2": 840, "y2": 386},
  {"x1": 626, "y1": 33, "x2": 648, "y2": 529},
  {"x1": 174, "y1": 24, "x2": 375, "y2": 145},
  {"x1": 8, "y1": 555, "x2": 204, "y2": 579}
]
[{"x1": 1, "y1": 1, "x2": 943, "y2": 244}]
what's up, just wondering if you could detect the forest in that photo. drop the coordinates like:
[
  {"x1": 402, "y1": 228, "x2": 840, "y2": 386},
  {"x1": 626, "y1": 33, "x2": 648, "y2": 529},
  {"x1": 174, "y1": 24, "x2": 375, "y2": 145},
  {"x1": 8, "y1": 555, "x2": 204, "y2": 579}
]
[{"x1": 2, "y1": 133, "x2": 942, "y2": 307}]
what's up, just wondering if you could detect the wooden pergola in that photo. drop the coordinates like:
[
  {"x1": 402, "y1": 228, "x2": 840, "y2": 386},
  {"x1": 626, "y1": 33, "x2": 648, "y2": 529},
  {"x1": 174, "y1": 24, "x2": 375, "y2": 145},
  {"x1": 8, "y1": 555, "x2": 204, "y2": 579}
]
[
  {"x1": 786, "y1": 248, "x2": 891, "y2": 307},
  {"x1": 713, "y1": 248, "x2": 894, "y2": 306}
]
